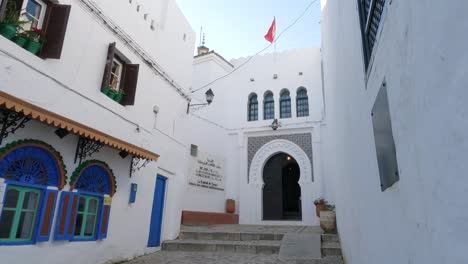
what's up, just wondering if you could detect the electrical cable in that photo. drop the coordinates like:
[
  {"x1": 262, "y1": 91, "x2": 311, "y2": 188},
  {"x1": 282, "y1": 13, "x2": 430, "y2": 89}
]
[{"x1": 191, "y1": 0, "x2": 319, "y2": 93}]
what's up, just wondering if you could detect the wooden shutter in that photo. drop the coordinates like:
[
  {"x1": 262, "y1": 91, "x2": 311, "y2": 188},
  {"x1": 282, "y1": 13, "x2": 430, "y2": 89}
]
[
  {"x1": 35, "y1": 189, "x2": 58, "y2": 242},
  {"x1": 101, "y1": 42, "x2": 116, "y2": 91},
  {"x1": 54, "y1": 191, "x2": 78, "y2": 240},
  {"x1": 40, "y1": 4, "x2": 71, "y2": 59},
  {"x1": 96, "y1": 202, "x2": 111, "y2": 240},
  {"x1": 120, "y1": 64, "x2": 139, "y2": 105}
]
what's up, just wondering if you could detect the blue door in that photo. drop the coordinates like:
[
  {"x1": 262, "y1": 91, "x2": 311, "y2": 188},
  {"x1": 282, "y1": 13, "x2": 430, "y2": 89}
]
[{"x1": 147, "y1": 175, "x2": 167, "y2": 247}]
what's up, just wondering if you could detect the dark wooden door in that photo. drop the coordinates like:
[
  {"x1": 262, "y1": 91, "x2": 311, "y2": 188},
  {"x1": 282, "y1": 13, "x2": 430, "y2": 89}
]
[{"x1": 262, "y1": 154, "x2": 284, "y2": 220}]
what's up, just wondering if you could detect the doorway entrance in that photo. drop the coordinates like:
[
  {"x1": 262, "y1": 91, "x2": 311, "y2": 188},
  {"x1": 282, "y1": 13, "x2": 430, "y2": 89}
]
[
  {"x1": 262, "y1": 153, "x2": 301, "y2": 220},
  {"x1": 147, "y1": 175, "x2": 167, "y2": 247}
]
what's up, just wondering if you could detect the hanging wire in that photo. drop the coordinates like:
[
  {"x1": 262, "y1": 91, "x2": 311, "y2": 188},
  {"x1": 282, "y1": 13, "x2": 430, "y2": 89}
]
[{"x1": 191, "y1": 0, "x2": 320, "y2": 93}]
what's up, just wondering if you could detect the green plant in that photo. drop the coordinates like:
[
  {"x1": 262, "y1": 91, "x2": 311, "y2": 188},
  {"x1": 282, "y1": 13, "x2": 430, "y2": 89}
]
[
  {"x1": 314, "y1": 197, "x2": 326, "y2": 205},
  {"x1": 321, "y1": 203, "x2": 336, "y2": 212},
  {"x1": 2, "y1": 1, "x2": 30, "y2": 27}
]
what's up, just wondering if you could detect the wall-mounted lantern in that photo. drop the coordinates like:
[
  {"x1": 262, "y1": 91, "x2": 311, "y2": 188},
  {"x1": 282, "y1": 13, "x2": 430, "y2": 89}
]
[{"x1": 186, "y1": 89, "x2": 215, "y2": 114}]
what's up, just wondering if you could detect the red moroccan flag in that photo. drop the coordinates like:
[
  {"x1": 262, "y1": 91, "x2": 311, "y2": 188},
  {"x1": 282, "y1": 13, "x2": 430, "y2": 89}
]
[{"x1": 264, "y1": 17, "x2": 276, "y2": 43}]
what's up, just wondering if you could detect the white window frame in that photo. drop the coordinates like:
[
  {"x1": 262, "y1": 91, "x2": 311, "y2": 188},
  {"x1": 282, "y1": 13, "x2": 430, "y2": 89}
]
[
  {"x1": 110, "y1": 57, "x2": 123, "y2": 91},
  {"x1": 20, "y1": 0, "x2": 47, "y2": 29}
]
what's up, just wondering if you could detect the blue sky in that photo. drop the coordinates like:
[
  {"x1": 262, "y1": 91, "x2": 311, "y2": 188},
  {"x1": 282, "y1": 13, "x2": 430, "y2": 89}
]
[{"x1": 176, "y1": 0, "x2": 322, "y2": 60}]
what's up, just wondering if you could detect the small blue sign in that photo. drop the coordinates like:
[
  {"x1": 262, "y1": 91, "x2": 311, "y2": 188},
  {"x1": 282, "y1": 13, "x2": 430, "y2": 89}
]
[{"x1": 129, "y1": 183, "x2": 138, "y2": 203}]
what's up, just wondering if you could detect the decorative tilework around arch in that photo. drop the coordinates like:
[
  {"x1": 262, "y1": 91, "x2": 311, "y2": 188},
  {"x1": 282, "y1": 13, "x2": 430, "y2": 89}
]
[
  {"x1": 70, "y1": 160, "x2": 117, "y2": 197},
  {"x1": 0, "y1": 139, "x2": 67, "y2": 189}
]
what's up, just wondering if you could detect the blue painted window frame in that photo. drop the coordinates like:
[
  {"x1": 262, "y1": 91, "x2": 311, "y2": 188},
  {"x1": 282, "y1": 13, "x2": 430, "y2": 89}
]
[
  {"x1": 70, "y1": 191, "x2": 104, "y2": 242},
  {"x1": 280, "y1": 90, "x2": 291, "y2": 119},
  {"x1": 263, "y1": 92, "x2": 275, "y2": 120},
  {"x1": 0, "y1": 182, "x2": 47, "y2": 246}
]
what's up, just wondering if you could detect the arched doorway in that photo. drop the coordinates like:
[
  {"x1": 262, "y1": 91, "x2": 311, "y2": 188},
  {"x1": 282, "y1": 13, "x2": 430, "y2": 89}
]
[{"x1": 262, "y1": 153, "x2": 302, "y2": 220}]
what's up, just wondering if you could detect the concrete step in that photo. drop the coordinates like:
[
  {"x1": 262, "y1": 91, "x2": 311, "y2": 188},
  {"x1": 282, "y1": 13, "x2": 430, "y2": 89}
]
[
  {"x1": 322, "y1": 242, "x2": 342, "y2": 257},
  {"x1": 162, "y1": 239, "x2": 281, "y2": 254},
  {"x1": 321, "y1": 234, "x2": 340, "y2": 242},
  {"x1": 179, "y1": 230, "x2": 284, "y2": 241}
]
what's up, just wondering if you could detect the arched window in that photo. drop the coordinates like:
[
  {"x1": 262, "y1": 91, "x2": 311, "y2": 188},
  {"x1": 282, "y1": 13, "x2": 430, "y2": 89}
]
[
  {"x1": 0, "y1": 140, "x2": 66, "y2": 244},
  {"x1": 263, "y1": 91, "x2": 275, "y2": 120},
  {"x1": 54, "y1": 160, "x2": 116, "y2": 241},
  {"x1": 296, "y1": 88, "x2": 309, "y2": 117},
  {"x1": 280, "y1": 90, "x2": 291, "y2": 118},
  {"x1": 248, "y1": 94, "x2": 258, "y2": 121}
]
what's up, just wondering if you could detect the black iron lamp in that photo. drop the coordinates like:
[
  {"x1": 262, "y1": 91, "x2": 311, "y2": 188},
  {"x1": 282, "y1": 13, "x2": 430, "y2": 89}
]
[
  {"x1": 270, "y1": 119, "x2": 280, "y2": 130},
  {"x1": 187, "y1": 89, "x2": 214, "y2": 114}
]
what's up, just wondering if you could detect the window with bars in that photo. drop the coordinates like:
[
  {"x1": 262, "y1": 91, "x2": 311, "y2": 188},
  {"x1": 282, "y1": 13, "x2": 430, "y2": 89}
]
[
  {"x1": 248, "y1": 94, "x2": 258, "y2": 121},
  {"x1": 358, "y1": 0, "x2": 386, "y2": 68},
  {"x1": 296, "y1": 88, "x2": 309, "y2": 117},
  {"x1": 280, "y1": 90, "x2": 291, "y2": 119},
  {"x1": 263, "y1": 92, "x2": 275, "y2": 120}
]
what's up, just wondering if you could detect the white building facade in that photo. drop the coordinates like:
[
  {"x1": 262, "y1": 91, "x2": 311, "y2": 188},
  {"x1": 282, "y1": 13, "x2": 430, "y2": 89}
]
[
  {"x1": 187, "y1": 47, "x2": 325, "y2": 226},
  {"x1": 320, "y1": 0, "x2": 468, "y2": 264},
  {"x1": 0, "y1": 0, "x2": 198, "y2": 263}
]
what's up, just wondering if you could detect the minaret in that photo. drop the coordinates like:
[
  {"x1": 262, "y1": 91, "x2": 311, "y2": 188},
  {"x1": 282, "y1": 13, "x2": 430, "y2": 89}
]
[{"x1": 197, "y1": 33, "x2": 209, "y2": 55}]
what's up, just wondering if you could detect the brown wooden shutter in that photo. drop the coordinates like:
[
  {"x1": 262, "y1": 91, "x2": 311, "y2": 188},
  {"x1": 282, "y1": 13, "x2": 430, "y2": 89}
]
[
  {"x1": 101, "y1": 42, "x2": 116, "y2": 91},
  {"x1": 67, "y1": 194, "x2": 79, "y2": 236},
  {"x1": 120, "y1": 64, "x2": 139, "y2": 105},
  {"x1": 40, "y1": 4, "x2": 71, "y2": 59}
]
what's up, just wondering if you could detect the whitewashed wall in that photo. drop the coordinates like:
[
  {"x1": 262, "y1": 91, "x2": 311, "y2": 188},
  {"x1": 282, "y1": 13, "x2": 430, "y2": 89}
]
[
  {"x1": 0, "y1": 0, "x2": 196, "y2": 263},
  {"x1": 187, "y1": 48, "x2": 325, "y2": 225},
  {"x1": 320, "y1": 0, "x2": 468, "y2": 264}
]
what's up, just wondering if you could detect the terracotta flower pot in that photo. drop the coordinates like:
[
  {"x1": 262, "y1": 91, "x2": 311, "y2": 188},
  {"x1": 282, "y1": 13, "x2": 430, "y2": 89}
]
[
  {"x1": 226, "y1": 199, "x2": 235, "y2": 214},
  {"x1": 320, "y1": 211, "x2": 337, "y2": 234},
  {"x1": 315, "y1": 203, "x2": 323, "y2": 217}
]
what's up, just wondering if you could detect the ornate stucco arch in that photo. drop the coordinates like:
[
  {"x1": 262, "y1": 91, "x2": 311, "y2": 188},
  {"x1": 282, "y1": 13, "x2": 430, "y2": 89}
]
[
  {"x1": 249, "y1": 139, "x2": 312, "y2": 187},
  {"x1": 248, "y1": 139, "x2": 314, "y2": 224}
]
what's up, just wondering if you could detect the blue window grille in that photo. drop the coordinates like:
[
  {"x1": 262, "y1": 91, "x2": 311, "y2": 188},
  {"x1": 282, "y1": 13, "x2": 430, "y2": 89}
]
[
  {"x1": 248, "y1": 94, "x2": 258, "y2": 121},
  {"x1": 296, "y1": 88, "x2": 309, "y2": 117},
  {"x1": 280, "y1": 90, "x2": 291, "y2": 119},
  {"x1": 263, "y1": 92, "x2": 275, "y2": 120}
]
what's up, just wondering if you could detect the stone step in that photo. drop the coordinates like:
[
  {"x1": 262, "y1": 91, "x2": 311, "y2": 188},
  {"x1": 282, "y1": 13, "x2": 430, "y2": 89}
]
[
  {"x1": 179, "y1": 230, "x2": 284, "y2": 241},
  {"x1": 321, "y1": 234, "x2": 340, "y2": 242},
  {"x1": 321, "y1": 242, "x2": 342, "y2": 257},
  {"x1": 162, "y1": 239, "x2": 281, "y2": 254}
]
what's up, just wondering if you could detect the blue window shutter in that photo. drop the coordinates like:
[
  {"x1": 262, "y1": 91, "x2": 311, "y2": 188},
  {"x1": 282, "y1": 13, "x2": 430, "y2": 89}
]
[
  {"x1": 35, "y1": 189, "x2": 58, "y2": 242},
  {"x1": 54, "y1": 191, "x2": 79, "y2": 240},
  {"x1": 97, "y1": 199, "x2": 111, "y2": 240}
]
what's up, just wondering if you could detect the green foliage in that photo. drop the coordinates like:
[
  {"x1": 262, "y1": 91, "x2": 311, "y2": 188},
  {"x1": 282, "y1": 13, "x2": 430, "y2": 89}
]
[
  {"x1": 314, "y1": 197, "x2": 336, "y2": 211},
  {"x1": 2, "y1": 0, "x2": 30, "y2": 28}
]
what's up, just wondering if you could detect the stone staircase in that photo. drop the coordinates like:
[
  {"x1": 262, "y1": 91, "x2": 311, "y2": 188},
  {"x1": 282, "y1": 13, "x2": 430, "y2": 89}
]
[{"x1": 161, "y1": 225, "x2": 343, "y2": 263}]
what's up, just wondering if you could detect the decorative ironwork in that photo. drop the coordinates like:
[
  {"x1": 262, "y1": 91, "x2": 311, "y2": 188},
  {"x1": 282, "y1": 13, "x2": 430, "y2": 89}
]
[
  {"x1": 4, "y1": 158, "x2": 47, "y2": 185},
  {"x1": 0, "y1": 109, "x2": 31, "y2": 145},
  {"x1": 74, "y1": 137, "x2": 104, "y2": 164},
  {"x1": 70, "y1": 160, "x2": 116, "y2": 196},
  {"x1": 75, "y1": 165, "x2": 110, "y2": 194},
  {"x1": 130, "y1": 156, "x2": 150, "y2": 177},
  {"x1": 0, "y1": 139, "x2": 68, "y2": 188}
]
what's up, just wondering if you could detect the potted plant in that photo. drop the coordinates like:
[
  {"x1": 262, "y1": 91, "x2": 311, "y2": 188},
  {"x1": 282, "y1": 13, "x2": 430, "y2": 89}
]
[
  {"x1": 313, "y1": 197, "x2": 326, "y2": 217},
  {"x1": 114, "y1": 88, "x2": 125, "y2": 103},
  {"x1": 12, "y1": 31, "x2": 28, "y2": 47},
  {"x1": 22, "y1": 27, "x2": 46, "y2": 55},
  {"x1": 226, "y1": 199, "x2": 235, "y2": 214},
  {"x1": 320, "y1": 202, "x2": 336, "y2": 234},
  {"x1": 0, "y1": 1, "x2": 28, "y2": 40},
  {"x1": 102, "y1": 86, "x2": 114, "y2": 97}
]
